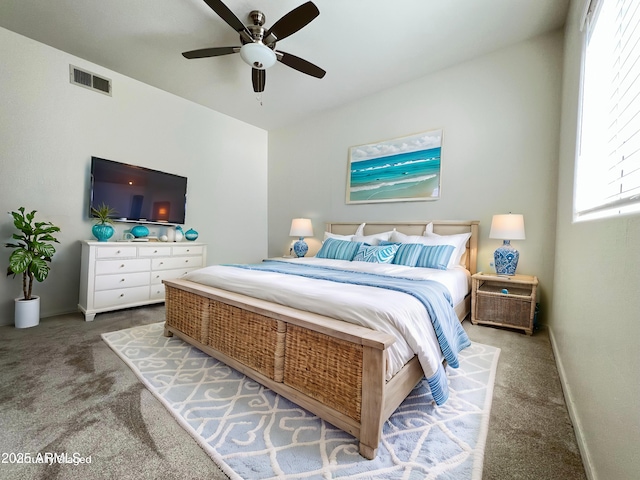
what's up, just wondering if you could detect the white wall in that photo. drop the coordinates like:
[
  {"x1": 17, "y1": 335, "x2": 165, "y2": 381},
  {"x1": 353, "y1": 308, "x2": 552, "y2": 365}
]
[
  {"x1": 551, "y1": 1, "x2": 640, "y2": 478},
  {"x1": 268, "y1": 32, "x2": 563, "y2": 314},
  {"x1": 0, "y1": 27, "x2": 268, "y2": 326}
]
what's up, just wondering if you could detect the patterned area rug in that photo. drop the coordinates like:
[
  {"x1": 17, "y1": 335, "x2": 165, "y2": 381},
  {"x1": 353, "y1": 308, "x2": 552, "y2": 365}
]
[{"x1": 102, "y1": 322, "x2": 499, "y2": 480}]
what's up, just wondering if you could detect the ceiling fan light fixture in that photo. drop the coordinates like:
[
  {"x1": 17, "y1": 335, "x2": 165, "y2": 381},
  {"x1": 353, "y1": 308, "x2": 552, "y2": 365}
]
[{"x1": 240, "y1": 43, "x2": 277, "y2": 70}]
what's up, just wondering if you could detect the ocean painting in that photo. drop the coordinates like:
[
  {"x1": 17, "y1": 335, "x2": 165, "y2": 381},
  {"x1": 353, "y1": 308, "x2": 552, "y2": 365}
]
[{"x1": 346, "y1": 129, "x2": 442, "y2": 204}]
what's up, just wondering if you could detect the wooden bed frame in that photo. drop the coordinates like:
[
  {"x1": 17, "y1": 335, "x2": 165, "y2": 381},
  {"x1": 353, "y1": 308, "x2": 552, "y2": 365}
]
[{"x1": 163, "y1": 220, "x2": 479, "y2": 459}]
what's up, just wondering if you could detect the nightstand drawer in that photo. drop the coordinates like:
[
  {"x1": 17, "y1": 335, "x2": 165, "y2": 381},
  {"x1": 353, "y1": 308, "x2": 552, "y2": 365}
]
[{"x1": 475, "y1": 293, "x2": 532, "y2": 328}]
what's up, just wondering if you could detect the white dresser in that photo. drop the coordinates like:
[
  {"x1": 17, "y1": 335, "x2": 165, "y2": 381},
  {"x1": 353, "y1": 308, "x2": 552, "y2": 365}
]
[{"x1": 78, "y1": 240, "x2": 206, "y2": 321}]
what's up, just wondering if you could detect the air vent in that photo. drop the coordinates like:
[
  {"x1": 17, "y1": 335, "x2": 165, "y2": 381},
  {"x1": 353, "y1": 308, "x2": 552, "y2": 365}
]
[{"x1": 69, "y1": 65, "x2": 112, "y2": 96}]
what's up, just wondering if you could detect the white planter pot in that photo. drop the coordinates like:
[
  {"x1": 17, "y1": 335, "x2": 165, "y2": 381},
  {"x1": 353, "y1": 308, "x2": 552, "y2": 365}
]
[{"x1": 14, "y1": 296, "x2": 40, "y2": 328}]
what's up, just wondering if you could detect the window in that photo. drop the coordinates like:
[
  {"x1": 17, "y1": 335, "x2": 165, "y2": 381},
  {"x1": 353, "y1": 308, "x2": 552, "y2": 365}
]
[{"x1": 575, "y1": 0, "x2": 640, "y2": 221}]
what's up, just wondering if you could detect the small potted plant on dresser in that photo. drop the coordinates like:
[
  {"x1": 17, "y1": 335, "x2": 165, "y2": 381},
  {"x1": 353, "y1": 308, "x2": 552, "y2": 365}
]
[
  {"x1": 91, "y1": 202, "x2": 116, "y2": 242},
  {"x1": 5, "y1": 207, "x2": 61, "y2": 328}
]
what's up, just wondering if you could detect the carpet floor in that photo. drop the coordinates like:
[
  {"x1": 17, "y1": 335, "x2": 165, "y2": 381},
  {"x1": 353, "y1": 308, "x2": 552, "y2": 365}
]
[
  {"x1": 0, "y1": 305, "x2": 587, "y2": 479},
  {"x1": 102, "y1": 322, "x2": 500, "y2": 479}
]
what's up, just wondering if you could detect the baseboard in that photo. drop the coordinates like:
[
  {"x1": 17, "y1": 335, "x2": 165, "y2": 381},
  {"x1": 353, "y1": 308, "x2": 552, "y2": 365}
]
[{"x1": 547, "y1": 325, "x2": 596, "y2": 480}]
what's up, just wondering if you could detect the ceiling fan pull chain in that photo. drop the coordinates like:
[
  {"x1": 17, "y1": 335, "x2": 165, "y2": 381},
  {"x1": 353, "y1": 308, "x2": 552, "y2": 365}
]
[{"x1": 256, "y1": 92, "x2": 263, "y2": 106}]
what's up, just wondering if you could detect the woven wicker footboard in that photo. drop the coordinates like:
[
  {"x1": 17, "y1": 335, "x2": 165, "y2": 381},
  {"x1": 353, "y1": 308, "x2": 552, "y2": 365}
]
[{"x1": 162, "y1": 277, "x2": 413, "y2": 459}]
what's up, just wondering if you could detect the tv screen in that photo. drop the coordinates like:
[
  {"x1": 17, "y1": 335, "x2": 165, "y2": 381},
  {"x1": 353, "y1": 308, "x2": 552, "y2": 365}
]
[{"x1": 90, "y1": 157, "x2": 187, "y2": 225}]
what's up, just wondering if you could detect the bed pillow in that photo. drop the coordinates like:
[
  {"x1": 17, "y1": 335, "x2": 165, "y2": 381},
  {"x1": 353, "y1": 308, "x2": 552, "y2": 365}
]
[
  {"x1": 390, "y1": 230, "x2": 471, "y2": 269},
  {"x1": 316, "y1": 238, "x2": 362, "y2": 261},
  {"x1": 352, "y1": 230, "x2": 394, "y2": 246},
  {"x1": 414, "y1": 245, "x2": 456, "y2": 270},
  {"x1": 353, "y1": 243, "x2": 399, "y2": 264},
  {"x1": 324, "y1": 231, "x2": 353, "y2": 241},
  {"x1": 423, "y1": 231, "x2": 472, "y2": 267},
  {"x1": 323, "y1": 222, "x2": 366, "y2": 241},
  {"x1": 380, "y1": 241, "x2": 424, "y2": 267},
  {"x1": 423, "y1": 222, "x2": 434, "y2": 235}
]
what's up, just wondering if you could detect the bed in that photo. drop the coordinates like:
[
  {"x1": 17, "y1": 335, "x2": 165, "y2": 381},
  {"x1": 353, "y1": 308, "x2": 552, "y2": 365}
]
[{"x1": 163, "y1": 220, "x2": 479, "y2": 459}]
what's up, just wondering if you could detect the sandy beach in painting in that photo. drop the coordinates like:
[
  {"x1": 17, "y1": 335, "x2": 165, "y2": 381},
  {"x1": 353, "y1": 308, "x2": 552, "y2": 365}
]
[{"x1": 348, "y1": 147, "x2": 441, "y2": 202}]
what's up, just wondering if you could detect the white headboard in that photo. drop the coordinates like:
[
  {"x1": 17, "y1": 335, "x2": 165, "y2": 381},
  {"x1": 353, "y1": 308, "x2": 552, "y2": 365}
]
[{"x1": 325, "y1": 221, "x2": 479, "y2": 274}]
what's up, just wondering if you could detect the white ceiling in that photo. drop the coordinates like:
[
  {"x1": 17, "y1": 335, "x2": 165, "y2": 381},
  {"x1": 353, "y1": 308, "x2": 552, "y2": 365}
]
[{"x1": 0, "y1": 0, "x2": 569, "y2": 131}]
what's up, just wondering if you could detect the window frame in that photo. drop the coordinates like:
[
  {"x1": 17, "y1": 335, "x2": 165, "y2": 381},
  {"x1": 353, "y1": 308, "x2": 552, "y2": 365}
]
[{"x1": 574, "y1": 0, "x2": 640, "y2": 221}]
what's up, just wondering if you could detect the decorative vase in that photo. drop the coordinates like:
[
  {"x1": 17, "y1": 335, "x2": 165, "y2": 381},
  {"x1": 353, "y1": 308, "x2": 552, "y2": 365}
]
[
  {"x1": 293, "y1": 237, "x2": 309, "y2": 257},
  {"x1": 175, "y1": 226, "x2": 184, "y2": 242},
  {"x1": 92, "y1": 224, "x2": 114, "y2": 242},
  {"x1": 494, "y1": 240, "x2": 520, "y2": 275},
  {"x1": 185, "y1": 228, "x2": 198, "y2": 241},
  {"x1": 131, "y1": 225, "x2": 150, "y2": 238},
  {"x1": 15, "y1": 296, "x2": 40, "y2": 328}
]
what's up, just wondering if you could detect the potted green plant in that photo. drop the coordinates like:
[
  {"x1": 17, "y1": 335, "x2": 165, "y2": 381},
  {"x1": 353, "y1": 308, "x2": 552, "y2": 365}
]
[
  {"x1": 91, "y1": 202, "x2": 116, "y2": 241},
  {"x1": 5, "y1": 207, "x2": 61, "y2": 328}
]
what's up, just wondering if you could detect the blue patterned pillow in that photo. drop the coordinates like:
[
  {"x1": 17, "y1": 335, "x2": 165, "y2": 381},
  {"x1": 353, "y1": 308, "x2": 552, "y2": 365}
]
[
  {"x1": 415, "y1": 245, "x2": 456, "y2": 270},
  {"x1": 380, "y1": 241, "x2": 425, "y2": 267},
  {"x1": 316, "y1": 238, "x2": 362, "y2": 261},
  {"x1": 353, "y1": 243, "x2": 399, "y2": 263}
]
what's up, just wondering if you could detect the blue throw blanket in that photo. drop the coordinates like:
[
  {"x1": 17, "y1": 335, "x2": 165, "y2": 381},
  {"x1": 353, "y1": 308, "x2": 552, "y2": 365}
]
[{"x1": 228, "y1": 260, "x2": 471, "y2": 405}]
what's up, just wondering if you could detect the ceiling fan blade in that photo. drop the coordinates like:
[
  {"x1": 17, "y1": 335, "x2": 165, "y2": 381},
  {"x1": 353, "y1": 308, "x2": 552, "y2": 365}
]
[
  {"x1": 252, "y1": 68, "x2": 266, "y2": 93},
  {"x1": 277, "y1": 51, "x2": 326, "y2": 79},
  {"x1": 182, "y1": 46, "x2": 239, "y2": 59},
  {"x1": 203, "y1": 0, "x2": 253, "y2": 42},
  {"x1": 265, "y1": 1, "x2": 319, "y2": 43}
]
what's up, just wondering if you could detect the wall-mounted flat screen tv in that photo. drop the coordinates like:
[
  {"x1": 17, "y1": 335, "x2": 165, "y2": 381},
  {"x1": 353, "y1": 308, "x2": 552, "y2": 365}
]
[{"x1": 90, "y1": 156, "x2": 187, "y2": 225}]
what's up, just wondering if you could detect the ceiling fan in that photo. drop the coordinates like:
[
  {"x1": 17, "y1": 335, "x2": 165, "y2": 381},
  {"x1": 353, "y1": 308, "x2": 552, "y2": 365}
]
[{"x1": 183, "y1": 0, "x2": 326, "y2": 93}]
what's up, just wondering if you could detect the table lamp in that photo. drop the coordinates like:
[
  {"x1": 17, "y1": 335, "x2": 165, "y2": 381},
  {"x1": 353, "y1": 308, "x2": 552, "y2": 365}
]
[
  {"x1": 489, "y1": 214, "x2": 525, "y2": 275},
  {"x1": 289, "y1": 218, "x2": 313, "y2": 257}
]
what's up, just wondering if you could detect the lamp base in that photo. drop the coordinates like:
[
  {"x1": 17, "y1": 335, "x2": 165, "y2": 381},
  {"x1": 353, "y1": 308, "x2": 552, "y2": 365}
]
[
  {"x1": 494, "y1": 240, "x2": 519, "y2": 275},
  {"x1": 293, "y1": 238, "x2": 308, "y2": 257}
]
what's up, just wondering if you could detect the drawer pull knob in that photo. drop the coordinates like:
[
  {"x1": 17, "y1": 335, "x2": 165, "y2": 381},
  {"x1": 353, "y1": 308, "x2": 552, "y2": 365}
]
[
  {"x1": 185, "y1": 260, "x2": 189, "y2": 263},
  {"x1": 117, "y1": 250, "x2": 121, "y2": 254},
  {"x1": 120, "y1": 278, "x2": 125, "y2": 282},
  {"x1": 120, "y1": 264, "x2": 125, "y2": 268},
  {"x1": 154, "y1": 250, "x2": 158, "y2": 253},
  {"x1": 120, "y1": 293, "x2": 125, "y2": 297}
]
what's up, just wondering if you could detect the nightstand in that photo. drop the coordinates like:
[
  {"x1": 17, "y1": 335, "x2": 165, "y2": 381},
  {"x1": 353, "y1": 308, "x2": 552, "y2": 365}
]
[{"x1": 471, "y1": 272, "x2": 538, "y2": 335}]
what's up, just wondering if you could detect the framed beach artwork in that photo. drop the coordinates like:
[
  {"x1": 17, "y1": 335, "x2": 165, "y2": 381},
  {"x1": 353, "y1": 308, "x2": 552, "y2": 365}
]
[{"x1": 346, "y1": 129, "x2": 442, "y2": 204}]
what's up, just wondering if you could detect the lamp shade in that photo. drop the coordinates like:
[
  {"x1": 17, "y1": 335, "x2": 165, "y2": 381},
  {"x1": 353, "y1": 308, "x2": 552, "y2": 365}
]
[
  {"x1": 239, "y1": 43, "x2": 277, "y2": 70},
  {"x1": 289, "y1": 218, "x2": 313, "y2": 237},
  {"x1": 489, "y1": 214, "x2": 525, "y2": 240}
]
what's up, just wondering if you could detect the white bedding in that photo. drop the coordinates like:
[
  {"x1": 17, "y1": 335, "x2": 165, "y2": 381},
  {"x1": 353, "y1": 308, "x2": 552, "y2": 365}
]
[{"x1": 181, "y1": 257, "x2": 471, "y2": 382}]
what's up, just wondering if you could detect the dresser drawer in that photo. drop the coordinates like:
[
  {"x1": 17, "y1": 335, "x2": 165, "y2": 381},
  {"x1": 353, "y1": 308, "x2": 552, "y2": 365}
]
[
  {"x1": 173, "y1": 245, "x2": 204, "y2": 256},
  {"x1": 150, "y1": 283, "x2": 165, "y2": 300},
  {"x1": 95, "y1": 272, "x2": 150, "y2": 291},
  {"x1": 96, "y1": 258, "x2": 151, "y2": 275},
  {"x1": 138, "y1": 246, "x2": 172, "y2": 257},
  {"x1": 94, "y1": 286, "x2": 149, "y2": 309},
  {"x1": 96, "y1": 246, "x2": 138, "y2": 259},
  {"x1": 152, "y1": 256, "x2": 203, "y2": 271},
  {"x1": 151, "y1": 267, "x2": 198, "y2": 284}
]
